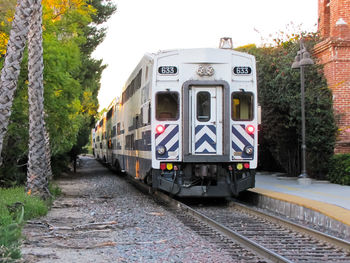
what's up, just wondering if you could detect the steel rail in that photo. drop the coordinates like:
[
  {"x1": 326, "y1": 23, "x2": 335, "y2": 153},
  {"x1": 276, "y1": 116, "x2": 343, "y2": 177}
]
[
  {"x1": 128, "y1": 178, "x2": 291, "y2": 262},
  {"x1": 127, "y1": 176, "x2": 350, "y2": 261},
  {"x1": 230, "y1": 201, "x2": 350, "y2": 253},
  {"x1": 151, "y1": 189, "x2": 292, "y2": 263}
]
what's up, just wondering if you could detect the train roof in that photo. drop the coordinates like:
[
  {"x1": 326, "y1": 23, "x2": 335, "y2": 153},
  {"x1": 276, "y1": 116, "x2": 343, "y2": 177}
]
[
  {"x1": 123, "y1": 48, "x2": 255, "y2": 91},
  {"x1": 151, "y1": 48, "x2": 254, "y2": 59}
]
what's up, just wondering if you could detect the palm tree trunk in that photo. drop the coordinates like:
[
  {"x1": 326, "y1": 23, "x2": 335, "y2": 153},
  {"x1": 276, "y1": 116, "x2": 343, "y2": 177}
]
[
  {"x1": 27, "y1": 0, "x2": 50, "y2": 198},
  {"x1": 0, "y1": 0, "x2": 33, "y2": 165},
  {"x1": 44, "y1": 124, "x2": 53, "y2": 180}
]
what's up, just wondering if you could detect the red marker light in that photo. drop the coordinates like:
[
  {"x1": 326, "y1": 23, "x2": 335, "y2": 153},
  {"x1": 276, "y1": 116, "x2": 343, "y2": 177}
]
[
  {"x1": 245, "y1": 125, "x2": 255, "y2": 135},
  {"x1": 156, "y1": 125, "x2": 165, "y2": 134},
  {"x1": 160, "y1": 163, "x2": 166, "y2": 170},
  {"x1": 244, "y1": 163, "x2": 250, "y2": 169}
]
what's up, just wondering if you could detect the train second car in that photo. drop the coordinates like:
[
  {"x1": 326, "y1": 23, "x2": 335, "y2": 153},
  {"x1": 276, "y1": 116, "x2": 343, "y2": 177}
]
[{"x1": 93, "y1": 46, "x2": 258, "y2": 197}]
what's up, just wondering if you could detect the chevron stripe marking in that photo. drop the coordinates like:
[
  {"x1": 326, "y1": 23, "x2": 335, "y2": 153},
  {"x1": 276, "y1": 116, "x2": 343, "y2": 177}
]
[
  {"x1": 195, "y1": 126, "x2": 216, "y2": 140},
  {"x1": 196, "y1": 141, "x2": 216, "y2": 153},
  {"x1": 232, "y1": 126, "x2": 253, "y2": 147}
]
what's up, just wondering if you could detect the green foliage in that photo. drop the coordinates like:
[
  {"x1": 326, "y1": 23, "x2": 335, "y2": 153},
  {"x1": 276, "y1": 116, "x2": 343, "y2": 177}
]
[
  {"x1": 81, "y1": 0, "x2": 116, "y2": 54},
  {"x1": 50, "y1": 153, "x2": 71, "y2": 176},
  {"x1": 328, "y1": 154, "x2": 350, "y2": 185},
  {"x1": 237, "y1": 35, "x2": 337, "y2": 178},
  {"x1": 43, "y1": 33, "x2": 83, "y2": 155},
  {"x1": 0, "y1": 186, "x2": 48, "y2": 261},
  {"x1": 0, "y1": 52, "x2": 29, "y2": 187},
  {"x1": 0, "y1": 187, "x2": 48, "y2": 221},
  {"x1": 0, "y1": 0, "x2": 116, "y2": 186},
  {"x1": 49, "y1": 182, "x2": 62, "y2": 198}
]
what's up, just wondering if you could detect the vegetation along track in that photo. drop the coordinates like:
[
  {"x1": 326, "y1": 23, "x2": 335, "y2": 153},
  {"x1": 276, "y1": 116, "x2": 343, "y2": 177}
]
[{"x1": 132, "y1": 179, "x2": 350, "y2": 262}]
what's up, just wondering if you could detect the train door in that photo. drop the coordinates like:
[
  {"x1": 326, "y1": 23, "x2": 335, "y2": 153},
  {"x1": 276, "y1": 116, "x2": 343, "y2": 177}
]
[{"x1": 189, "y1": 86, "x2": 223, "y2": 155}]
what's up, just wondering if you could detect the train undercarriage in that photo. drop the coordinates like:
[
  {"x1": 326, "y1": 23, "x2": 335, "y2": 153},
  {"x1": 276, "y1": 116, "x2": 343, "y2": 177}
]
[{"x1": 150, "y1": 163, "x2": 255, "y2": 197}]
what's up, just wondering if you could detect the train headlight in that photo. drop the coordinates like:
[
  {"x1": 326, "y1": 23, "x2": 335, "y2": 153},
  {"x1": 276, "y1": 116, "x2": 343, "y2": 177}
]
[
  {"x1": 156, "y1": 145, "x2": 166, "y2": 155},
  {"x1": 244, "y1": 146, "x2": 254, "y2": 155}
]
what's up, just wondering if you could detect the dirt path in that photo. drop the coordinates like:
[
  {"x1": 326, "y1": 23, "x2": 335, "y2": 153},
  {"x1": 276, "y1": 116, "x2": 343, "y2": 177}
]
[{"x1": 21, "y1": 156, "x2": 234, "y2": 263}]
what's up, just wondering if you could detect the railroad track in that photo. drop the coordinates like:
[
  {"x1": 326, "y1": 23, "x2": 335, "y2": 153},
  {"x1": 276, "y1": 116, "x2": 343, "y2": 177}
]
[
  {"x1": 130, "y1": 178, "x2": 350, "y2": 262},
  {"x1": 192, "y1": 201, "x2": 350, "y2": 262}
]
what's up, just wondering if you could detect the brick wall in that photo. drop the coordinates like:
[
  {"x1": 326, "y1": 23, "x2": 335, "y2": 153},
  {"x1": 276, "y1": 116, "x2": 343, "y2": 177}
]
[
  {"x1": 315, "y1": 0, "x2": 350, "y2": 153},
  {"x1": 318, "y1": 0, "x2": 331, "y2": 37}
]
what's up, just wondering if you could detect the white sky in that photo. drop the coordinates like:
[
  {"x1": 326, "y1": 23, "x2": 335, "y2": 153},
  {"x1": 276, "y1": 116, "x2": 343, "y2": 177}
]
[{"x1": 93, "y1": 0, "x2": 318, "y2": 110}]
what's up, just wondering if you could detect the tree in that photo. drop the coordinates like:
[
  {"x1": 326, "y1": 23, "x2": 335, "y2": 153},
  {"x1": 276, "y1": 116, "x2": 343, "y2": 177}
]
[
  {"x1": 237, "y1": 36, "x2": 337, "y2": 178},
  {"x1": 0, "y1": 0, "x2": 32, "y2": 165},
  {"x1": 0, "y1": 0, "x2": 15, "y2": 56},
  {"x1": 68, "y1": 0, "x2": 116, "y2": 165},
  {"x1": 0, "y1": 0, "x2": 116, "y2": 186},
  {"x1": 27, "y1": 0, "x2": 50, "y2": 198}
]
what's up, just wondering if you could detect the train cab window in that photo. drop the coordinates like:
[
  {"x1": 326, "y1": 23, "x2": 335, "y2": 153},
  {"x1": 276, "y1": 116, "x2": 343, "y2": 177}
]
[
  {"x1": 197, "y1": 92, "x2": 211, "y2": 122},
  {"x1": 232, "y1": 92, "x2": 253, "y2": 121},
  {"x1": 156, "y1": 92, "x2": 179, "y2": 121}
]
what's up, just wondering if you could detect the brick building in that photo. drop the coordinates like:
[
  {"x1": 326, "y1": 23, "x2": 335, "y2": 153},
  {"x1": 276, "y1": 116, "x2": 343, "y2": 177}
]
[{"x1": 314, "y1": 0, "x2": 350, "y2": 153}]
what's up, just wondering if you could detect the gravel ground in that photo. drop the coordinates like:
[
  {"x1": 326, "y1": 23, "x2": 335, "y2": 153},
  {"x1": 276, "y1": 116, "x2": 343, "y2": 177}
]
[{"x1": 21, "y1": 156, "x2": 236, "y2": 263}]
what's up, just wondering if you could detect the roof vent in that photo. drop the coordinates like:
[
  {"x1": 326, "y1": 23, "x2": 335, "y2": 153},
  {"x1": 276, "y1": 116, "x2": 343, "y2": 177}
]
[{"x1": 219, "y1": 37, "x2": 233, "y2": 49}]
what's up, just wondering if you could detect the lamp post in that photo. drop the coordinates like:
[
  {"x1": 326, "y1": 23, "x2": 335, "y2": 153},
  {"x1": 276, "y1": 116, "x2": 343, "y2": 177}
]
[{"x1": 291, "y1": 39, "x2": 314, "y2": 180}]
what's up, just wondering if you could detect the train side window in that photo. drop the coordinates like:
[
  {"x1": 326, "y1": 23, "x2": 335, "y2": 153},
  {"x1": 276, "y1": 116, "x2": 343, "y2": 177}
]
[
  {"x1": 232, "y1": 92, "x2": 254, "y2": 121},
  {"x1": 148, "y1": 102, "x2": 151, "y2": 124},
  {"x1": 197, "y1": 91, "x2": 211, "y2": 122},
  {"x1": 156, "y1": 92, "x2": 179, "y2": 121},
  {"x1": 145, "y1": 66, "x2": 149, "y2": 81},
  {"x1": 117, "y1": 123, "x2": 121, "y2": 135}
]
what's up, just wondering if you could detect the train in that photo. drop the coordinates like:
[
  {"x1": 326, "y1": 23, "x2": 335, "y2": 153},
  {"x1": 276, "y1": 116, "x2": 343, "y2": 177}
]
[{"x1": 93, "y1": 40, "x2": 259, "y2": 197}]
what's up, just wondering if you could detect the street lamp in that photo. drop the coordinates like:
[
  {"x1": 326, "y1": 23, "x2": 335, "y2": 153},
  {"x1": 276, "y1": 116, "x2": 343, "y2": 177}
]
[{"x1": 291, "y1": 39, "x2": 314, "y2": 179}]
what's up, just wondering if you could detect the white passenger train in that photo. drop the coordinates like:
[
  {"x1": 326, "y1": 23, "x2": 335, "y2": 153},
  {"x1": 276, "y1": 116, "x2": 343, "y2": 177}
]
[{"x1": 93, "y1": 42, "x2": 258, "y2": 197}]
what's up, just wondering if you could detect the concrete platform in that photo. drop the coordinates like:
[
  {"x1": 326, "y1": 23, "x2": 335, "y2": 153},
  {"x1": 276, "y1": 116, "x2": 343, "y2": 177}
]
[{"x1": 246, "y1": 172, "x2": 350, "y2": 239}]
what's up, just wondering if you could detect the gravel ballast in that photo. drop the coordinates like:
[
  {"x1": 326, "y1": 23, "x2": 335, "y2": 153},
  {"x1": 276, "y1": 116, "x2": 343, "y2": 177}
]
[{"x1": 21, "y1": 156, "x2": 236, "y2": 263}]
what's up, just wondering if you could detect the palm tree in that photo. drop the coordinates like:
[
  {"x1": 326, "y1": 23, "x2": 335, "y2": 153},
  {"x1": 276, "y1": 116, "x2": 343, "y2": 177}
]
[
  {"x1": 27, "y1": 0, "x2": 50, "y2": 198},
  {"x1": 0, "y1": 0, "x2": 50, "y2": 198},
  {"x1": 0, "y1": 0, "x2": 32, "y2": 165},
  {"x1": 44, "y1": 124, "x2": 53, "y2": 180}
]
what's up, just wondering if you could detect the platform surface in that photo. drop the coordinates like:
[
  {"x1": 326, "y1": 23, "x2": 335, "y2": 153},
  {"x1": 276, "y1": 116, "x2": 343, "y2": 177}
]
[{"x1": 251, "y1": 172, "x2": 350, "y2": 226}]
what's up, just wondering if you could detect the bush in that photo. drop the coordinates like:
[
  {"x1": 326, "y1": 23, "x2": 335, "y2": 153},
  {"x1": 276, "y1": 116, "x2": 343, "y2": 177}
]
[
  {"x1": 328, "y1": 154, "x2": 350, "y2": 185},
  {"x1": 0, "y1": 187, "x2": 49, "y2": 261},
  {"x1": 237, "y1": 36, "x2": 337, "y2": 178},
  {"x1": 0, "y1": 207, "x2": 23, "y2": 261}
]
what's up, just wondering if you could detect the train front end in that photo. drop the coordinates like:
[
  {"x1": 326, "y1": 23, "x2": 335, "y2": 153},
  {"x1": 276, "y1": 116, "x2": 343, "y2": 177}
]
[{"x1": 151, "y1": 48, "x2": 258, "y2": 197}]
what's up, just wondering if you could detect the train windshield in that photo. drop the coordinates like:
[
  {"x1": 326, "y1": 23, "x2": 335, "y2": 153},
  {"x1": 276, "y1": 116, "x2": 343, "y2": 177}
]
[
  {"x1": 156, "y1": 92, "x2": 179, "y2": 121},
  {"x1": 232, "y1": 92, "x2": 254, "y2": 121}
]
